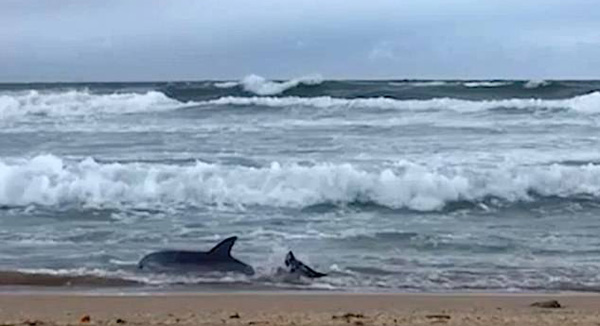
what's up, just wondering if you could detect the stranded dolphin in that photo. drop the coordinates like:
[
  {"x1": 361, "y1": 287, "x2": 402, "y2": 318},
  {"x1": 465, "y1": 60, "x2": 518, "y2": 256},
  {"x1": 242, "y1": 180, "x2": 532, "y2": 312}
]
[
  {"x1": 138, "y1": 236, "x2": 255, "y2": 276},
  {"x1": 284, "y1": 251, "x2": 327, "y2": 278}
]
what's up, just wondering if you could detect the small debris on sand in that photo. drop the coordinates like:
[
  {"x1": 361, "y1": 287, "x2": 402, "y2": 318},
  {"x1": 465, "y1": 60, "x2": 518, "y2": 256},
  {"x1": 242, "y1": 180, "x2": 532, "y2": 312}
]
[
  {"x1": 230, "y1": 313, "x2": 241, "y2": 319},
  {"x1": 425, "y1": 315, "x2": 451, "y2": 320},
  {"x1": 332, "y1": 313, "x2": 365, "y2": 320},
  {"x1": 23, "y1": 320, "x2": 42, "y2": 326},
  {"x1": 80, "y1": 315, "x2": 91, "y2": 323},
  {"x1": 530, "y1": 300, "x2": 562, "y2": 309}
]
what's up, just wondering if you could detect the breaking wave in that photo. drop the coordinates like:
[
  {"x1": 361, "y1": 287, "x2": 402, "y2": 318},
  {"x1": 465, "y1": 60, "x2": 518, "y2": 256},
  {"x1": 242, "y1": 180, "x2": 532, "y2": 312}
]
[
  {"x1": 214, "y1": 74, "x2": 323, "y2": 96},
  {"x1": 205, "y1": 92, "x2": 600, "y2": 114},
  {"x1": 2, "y1": 155, "x2": 600, "y2": 211},
  {"x1": 0, "y1": 90, "x2": 188, "y2": 119},
  {"x1": 524, "y1": 80, "x2": 551, "y2": 89},
  {"x1": 2, "y1": 88, "x2": 599, "y2": 120}
]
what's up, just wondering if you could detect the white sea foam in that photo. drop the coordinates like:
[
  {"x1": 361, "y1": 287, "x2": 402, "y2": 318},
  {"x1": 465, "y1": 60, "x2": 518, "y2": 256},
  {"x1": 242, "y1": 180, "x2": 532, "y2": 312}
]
[
  {"x1": 463, "y1": 81, "x2": 511, "y2": 88},
  {"x1": 407, "y1": 81, "x2": 454, "y2": 87},
  {"x1": 0, "y1": 90, "x2": 187, "y2": 119},
  {"x1": 2, "y1": 155, "x2": 600, "y2": 211},
  {"x1": 15, "y1": 267, "x2": 250, "y2": 285},
  {"x1": 524, "y1": 80, "x2": 551, "y2": 89},
  {"x1": 15, "y1": 264, "x2": 600, "y2": 291},
  {"x1": 205, "y1": 92, "x2": 600, "y2": 114},
  {"x1": 213, "y1": 81, "x2": 238, "y2": 88},
  {"x1": 15, "y1": 266, "x2": 338, "y2": 289}
]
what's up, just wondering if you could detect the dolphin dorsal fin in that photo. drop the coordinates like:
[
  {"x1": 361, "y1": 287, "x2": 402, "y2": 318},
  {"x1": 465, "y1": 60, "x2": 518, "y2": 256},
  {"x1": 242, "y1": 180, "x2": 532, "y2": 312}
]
[{"x1": 208, "y1": 236, "x2": 237, "y2": 257}]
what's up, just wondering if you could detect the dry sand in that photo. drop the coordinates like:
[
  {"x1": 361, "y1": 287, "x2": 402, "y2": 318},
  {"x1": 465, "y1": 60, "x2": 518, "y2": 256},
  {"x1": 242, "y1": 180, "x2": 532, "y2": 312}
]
[{"x1": 0, "y1": 293, "x2": 599, "y2": 326}]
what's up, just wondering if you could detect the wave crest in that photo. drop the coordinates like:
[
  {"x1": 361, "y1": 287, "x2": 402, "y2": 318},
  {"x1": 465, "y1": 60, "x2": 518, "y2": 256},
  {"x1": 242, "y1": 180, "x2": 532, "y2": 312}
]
[
  {"x1": 214, "y1": 74, "x2": 323, "y2": 96},
  {"x1": 205, "y1": 92, "x2": 600, "y2": 113},
  {"x1": 2, "y1": 155, "x2": 600, "y2": 211},
  {"x1": 0, "y1": 90, "x2": 186, "y2": 119},
  {"x1": 524, "y1": 80, "x2": 551, "y2": 89},
  {"x1": 463, "y1": 81, "x2": 511, "y2": 88}
]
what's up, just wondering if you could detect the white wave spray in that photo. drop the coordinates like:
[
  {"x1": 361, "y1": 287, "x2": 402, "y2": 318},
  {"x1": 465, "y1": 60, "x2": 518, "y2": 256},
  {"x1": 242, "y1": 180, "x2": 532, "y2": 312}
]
[
  {"x1": 524, "y1": 80, "x2": 551, "y2": 89},
  {"x1": 2, "y1": 155, "x2": 600, "y2": 211},
  {"x1": 463, "y1": 81, "x2": 511, "y2": 88},
  {"x1": 205, "y1": 92, "x2": 600, "y2": 114},
  {"x1": 0, "y1": 90, "x2": 188, "y2": 119},
  {"x1": 215, "y1": 74, "x2": 323, "y2": 95}
]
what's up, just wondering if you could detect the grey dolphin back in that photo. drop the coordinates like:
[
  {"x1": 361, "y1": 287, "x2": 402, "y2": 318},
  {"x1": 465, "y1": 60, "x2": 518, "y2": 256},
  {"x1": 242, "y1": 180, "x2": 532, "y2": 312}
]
[
  {"x1": 285, "y1": 251, "x2": 328, "y2": 278},
  {"x1": 208, "y1": 236, "x2": 237, "y2": 258},
  {"x1": 138, "y1": 235, "x2": 255, "y2": 275}
]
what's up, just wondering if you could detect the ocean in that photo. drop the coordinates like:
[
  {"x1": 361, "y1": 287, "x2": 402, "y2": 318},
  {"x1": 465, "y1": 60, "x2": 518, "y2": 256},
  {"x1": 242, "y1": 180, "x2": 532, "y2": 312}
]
[{"x1": 1, "y1": 76, "x2": 600, "y2": 292}]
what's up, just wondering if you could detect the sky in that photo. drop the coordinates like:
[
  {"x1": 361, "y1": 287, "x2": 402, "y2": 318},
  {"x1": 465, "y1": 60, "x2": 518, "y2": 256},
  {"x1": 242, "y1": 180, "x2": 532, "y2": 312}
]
[{"x1": 1, "y1": 0, "x2": 599, "y2": 81}]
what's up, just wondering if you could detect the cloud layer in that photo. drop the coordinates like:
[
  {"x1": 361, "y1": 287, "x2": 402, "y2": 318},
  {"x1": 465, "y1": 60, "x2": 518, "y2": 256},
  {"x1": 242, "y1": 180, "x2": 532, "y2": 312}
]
[{"x1": 2, "y1": 0, "x2": 599, "y2": 81}]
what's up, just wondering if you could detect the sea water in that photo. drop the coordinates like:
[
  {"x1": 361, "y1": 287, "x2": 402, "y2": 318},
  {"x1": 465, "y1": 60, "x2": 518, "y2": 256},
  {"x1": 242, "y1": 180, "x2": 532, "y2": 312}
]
[{"x1": 1, "y1": 77, "x2": 600, "y2": 291}]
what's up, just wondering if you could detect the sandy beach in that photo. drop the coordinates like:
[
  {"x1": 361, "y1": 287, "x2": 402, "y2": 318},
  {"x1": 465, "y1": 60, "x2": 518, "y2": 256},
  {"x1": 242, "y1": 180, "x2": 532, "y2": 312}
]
[{"x1": 0, "y1": 293, "x2": 599, "y2": 326}]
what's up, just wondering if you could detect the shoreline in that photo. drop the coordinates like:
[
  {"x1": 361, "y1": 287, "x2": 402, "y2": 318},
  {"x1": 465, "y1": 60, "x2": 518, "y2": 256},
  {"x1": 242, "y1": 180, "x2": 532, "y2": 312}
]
[
  {"x1": 0, "y1": 291, "x2": 597, "y2": 298},
  {"x1": 4, "y1": 270, "x2": 600, "y2": 295},
  {"x1": 1, "y1": 293, "x2": 600, "y2": 325}
]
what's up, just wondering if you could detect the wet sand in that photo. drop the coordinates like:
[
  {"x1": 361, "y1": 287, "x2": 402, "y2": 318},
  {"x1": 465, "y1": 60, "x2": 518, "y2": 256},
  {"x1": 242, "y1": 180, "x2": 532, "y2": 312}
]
[
  {"x1": 0, "y1": 271, "x2": 139, "y2": 287},
  {"x1": 0, "y1": 293, "x2": 600, "y2": 326}
]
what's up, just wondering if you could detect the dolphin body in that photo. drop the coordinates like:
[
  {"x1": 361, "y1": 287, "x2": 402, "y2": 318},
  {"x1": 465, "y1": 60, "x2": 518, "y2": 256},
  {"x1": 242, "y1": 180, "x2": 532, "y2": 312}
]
[
  {"x1": 138, "y1": 236, "x2": 255, "y2": 276},
  {"x1": 284, "y1": 251, "x2": 327, "y2": 278}
]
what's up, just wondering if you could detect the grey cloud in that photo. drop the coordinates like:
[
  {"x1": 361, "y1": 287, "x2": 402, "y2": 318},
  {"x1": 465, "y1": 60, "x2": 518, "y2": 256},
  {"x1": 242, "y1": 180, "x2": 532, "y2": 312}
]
[{"x1": 1, "y1": 0, "x2": 599, "y2": 81}]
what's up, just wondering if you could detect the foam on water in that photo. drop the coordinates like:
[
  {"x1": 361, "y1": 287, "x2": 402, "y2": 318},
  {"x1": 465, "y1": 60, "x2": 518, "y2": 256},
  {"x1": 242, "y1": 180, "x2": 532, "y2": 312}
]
[
  {"x1": 205, "y1": 92, "x2": 600, "y2": 113},
  {"x1": 14, "y1": 262, "x2": 600, "y2": 292},
  {"x1": 2, "y1": 88, "x2": 599, "y2": 121},
  {"x1": 0, "y1": 90, "x2": 188, "y2": 119},
  {"x1": 2, "y1": 155, "x2": 600, "y2": 211},
  {"x1": 213, "y1": 81, "x2": 238, "y2": 89},
  {"x1": 389, "y1": 81, "x2": 457, "y2": 87},
  {"x1": 15, "y1": 267, "x2": 250, "y2": 286},
  {"x1": 463, "y1": 81, "x2": 511, "y2": 88},
  {"x1": 524, "y1": 80, "x2": 551, "y2": 89}
]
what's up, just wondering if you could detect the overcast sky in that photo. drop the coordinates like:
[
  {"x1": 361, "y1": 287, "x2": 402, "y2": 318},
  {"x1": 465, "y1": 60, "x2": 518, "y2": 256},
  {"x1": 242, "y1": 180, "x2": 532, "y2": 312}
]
[{"x1": 2, "y1": 0, "x2": 599, "y2": 81}]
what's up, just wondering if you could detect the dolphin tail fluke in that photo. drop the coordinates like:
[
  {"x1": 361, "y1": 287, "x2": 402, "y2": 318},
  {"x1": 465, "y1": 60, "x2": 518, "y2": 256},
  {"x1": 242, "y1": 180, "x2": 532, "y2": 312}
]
[
  {"x1": 285, "y1": 250, "x2": 328, "y2": 279},
  {"x1": 306, "y1": 268, "x2": 328, "y2": 278},
  {"x1": 208, "y1": 236, "x2": 237, "y2": 258},
  {"x1": 301, "y1": 264, "x2": 328, "y2": 278}
]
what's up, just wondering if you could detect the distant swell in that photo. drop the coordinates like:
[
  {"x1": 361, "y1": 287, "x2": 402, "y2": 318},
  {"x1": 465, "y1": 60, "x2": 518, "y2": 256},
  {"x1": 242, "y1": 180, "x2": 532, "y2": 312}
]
[
  {"x1": 2, "y1": 155, "x2": 600, "y2": 211},
  {"x1": 204, "y1": 92, "x2": 600, "y2": 113},
  {"x1": 0, "y1": 90, "x2": 188, "y2": 119}
]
